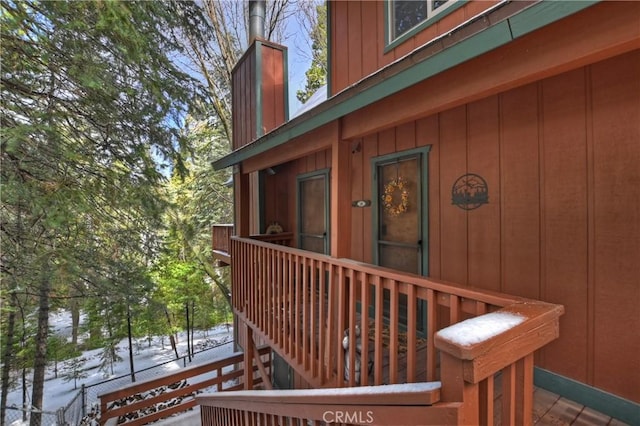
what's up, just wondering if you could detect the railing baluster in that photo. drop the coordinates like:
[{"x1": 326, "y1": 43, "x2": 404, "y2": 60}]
[
  {"x1": 310, "y1": 258, "x2": 318, "y2": 378},
  {"x1": 479, "y1": 374, "x2": 495, "y2": 425},
  {"x1": 288, "y1": 252, "x2": 294, "y2": 357},
  {"x1": 502, "y1": 363, "x2": 517, "y2": 425},
  {"x1": 262, "y1": 246, "x2": 268, "y2": 331},
  {"x1": 348, "y1": 268, "x2": 357, "y2": 387},
  {"x1": 427, "y1": 289, "x2": 437, "y2": 382},
  {"x1": 270, "y1": 247, "x2": 276, "y2": 341},
  {"x1": 450, "y1": 294, "x2": 460, "y2": 326},
  {"x1": 374, "y1": 275, "x2": 383, "y2": 385},
  {"x1": 361, "y1": 272, "x2": 370, "y2": 386},
  {"x1": 336, "y1": 266, "x2": 346, "y2": 387},
  {"x1": 294, "y1": 255, "x2": 301, "y2": 364},
  {"x1": 274, "y1": 249, "x2": 280, "y2": 346},
  {"x1": 406, "y1": 282, "x2": 417, "y2": 383},
  {"x1": 517, "y1": 354, "x2": 534, "y2": 426},
  {"x1": 318, "y1": 260, "x2": 326, "y2": 384},
  {"x1": 251, "y1": 246, "x2": 257, "y2": 325},
  {"x1": 302, "y1": 256, "x2": 310, "y2": 371},
  {"x1": 389, "y1": 279, "x2": 399, "y2": 384}
]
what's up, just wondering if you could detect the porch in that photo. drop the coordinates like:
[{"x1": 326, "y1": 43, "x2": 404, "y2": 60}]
[
  {"x1": 91, "y1": 232, "x2": 608, "y2": 425},
  {"x1": 97, "y1": 233, "x2": 631, "y2": 425},
  {"x1": 201, "y1": 235, "x2": 566, "y2": 424}
]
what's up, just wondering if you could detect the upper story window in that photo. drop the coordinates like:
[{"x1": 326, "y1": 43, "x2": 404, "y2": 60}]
[{"x1": 388, "y1": 0, "x2": 459, "y2": 44}]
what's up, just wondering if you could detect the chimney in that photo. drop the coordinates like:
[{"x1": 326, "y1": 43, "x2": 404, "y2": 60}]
[
  {"x1": 249, "y1": 0, "x2": 265, "y2": 42},
  {"x1": 231, "y1": 1, "x2": 288, "y2": 151}
]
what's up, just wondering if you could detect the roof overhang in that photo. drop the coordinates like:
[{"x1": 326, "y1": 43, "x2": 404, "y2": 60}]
[{"x1": 212, "y1": 0, "x2": 598, "y2": 171}]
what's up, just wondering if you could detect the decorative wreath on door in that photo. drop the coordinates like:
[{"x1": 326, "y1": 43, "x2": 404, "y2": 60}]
[{"x1": 382, "y1": 176, "x2": 409, "y2": 216}]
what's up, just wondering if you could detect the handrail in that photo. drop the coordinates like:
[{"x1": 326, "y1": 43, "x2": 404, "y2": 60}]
[
  {"x1": 224, "y1": 236, "x2": 563, "y2": 425},
  {"x1": 197, "y1": 383, "x2": 460, "y2": 426},
  {"x1": 251, "y1": 231, "x2": 294, "y2": 246},
  {"x1": 197, "y1": 303, "x2": 562, "y2": 425},
  {"x1": 230, "y1": 236, "x2": 528, "y2": 389},
  {"x1": 211, "y1": 225, "x2": 293, "y2": 265},
  {"x1": 98, "y1": 346, "x2": 271, "y2": 426},
  {"x1": 435, "y1": 302, "x2": 564, "y2": 425}
]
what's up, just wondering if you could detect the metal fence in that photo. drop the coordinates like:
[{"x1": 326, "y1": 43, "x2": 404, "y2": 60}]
[
  {"x1": 5, "y1": 337, "x2": 234, "y2": 426},
  {"x1": 4, "y1": 406, "x2": 59, "y2": 426}
]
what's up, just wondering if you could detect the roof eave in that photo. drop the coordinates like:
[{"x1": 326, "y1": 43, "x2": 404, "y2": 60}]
[{"x1": 212, "y1": 0, "x2": 598, "y2": 171}]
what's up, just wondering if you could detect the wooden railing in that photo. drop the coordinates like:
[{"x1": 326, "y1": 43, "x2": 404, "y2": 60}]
[
  {"x1": 98, "y1": 347, "x2": 271, "y2": 426},
  {"x1": 212, "y1": 224, "x2": 233, "y2": 265},
  {"x1": 211, "y1": 224, "x2": 293, "y2": 266},
  {"x1": 197, "y1": 382, "x2": 452, "y2": 425},
  {"x1": 216, "y1": 237, "x2": 563, "y2": 425}
]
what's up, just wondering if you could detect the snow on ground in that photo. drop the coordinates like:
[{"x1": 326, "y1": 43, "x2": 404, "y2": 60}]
[{"x1": 4, "y1": 309, "x2": 234, "y2": 413}]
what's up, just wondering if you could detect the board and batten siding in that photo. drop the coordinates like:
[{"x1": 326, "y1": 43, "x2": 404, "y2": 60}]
[
  {"x1": 345, "y1": 51, "x2": 639, "y2": 401},
  {"x1": 232, "y1": 41, "x2": 287, "y2": 150},
  {"x1": 329, "y1": 0, "x2": 501, "y2": 95}
]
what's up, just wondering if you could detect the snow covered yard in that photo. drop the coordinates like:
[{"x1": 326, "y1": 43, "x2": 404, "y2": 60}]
[{"x1": 4, "y1": 310, "x2": 234, "y2": 425}]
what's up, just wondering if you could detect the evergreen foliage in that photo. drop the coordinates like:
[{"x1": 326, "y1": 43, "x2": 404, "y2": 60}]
[
  {"x1": 61, "y1": 357, "x2": 88, "y2": 390},
  {"x1": 1, "y1": 0, "x2": 321, "y2": 418},
  {"x1": 296, "y1": 3, "x2": 327, "y2": 103},
  {"x1": 1, "y1": 1, "x2": 211, "y2": 421}
]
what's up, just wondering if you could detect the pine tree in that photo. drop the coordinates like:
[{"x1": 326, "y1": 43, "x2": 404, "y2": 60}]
[
  {"x1": 98, "y1": 340, "x2": 123, "y2": 378},
  {"x1": 61, "y1": 358, "x2": 88, "y2": 391},
  {"x1": 1, "y1": 2, "x2": 212, "y2": 424},
  {"x1": 296, "y1": 2, "x2": 327, "y2": 103}
]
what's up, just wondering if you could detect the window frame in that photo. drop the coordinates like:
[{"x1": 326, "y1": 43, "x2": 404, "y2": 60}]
[{"x1": 384, "y1": 0, "x2": 466, "y2": 52}]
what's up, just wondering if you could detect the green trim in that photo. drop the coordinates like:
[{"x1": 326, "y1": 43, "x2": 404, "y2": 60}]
[
  {"x1": 213, "y1": 0, "x2": 598, "y2": 170},
  {"x1": 296, "y1": 169, "x2": 331, "y2": 254},
  {"x1": 534, "y1": 367, "x2": 640, "y2": 425},
  {"x1": 383, "y1": 0, "x2": 390, "y2": 54},
  {"x1": 384, "y1": 0, "x2": 467, "y2": 52},
  {"x1": 255, "y1": 40, "x2": 264, "y2": 138}
]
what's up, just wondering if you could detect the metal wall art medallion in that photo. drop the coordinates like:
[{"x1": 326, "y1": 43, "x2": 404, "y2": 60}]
[{"x1": 451, "y1": 173, "x2": 489, "y2": 210}]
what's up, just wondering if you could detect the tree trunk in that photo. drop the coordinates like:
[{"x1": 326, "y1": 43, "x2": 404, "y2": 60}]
[
  {"x1": 0, "y1": 294, "x2": 17, "y2": 426},
  {"x1": 185, "y1": 303, "x2": 191, "y2": 362},
  {"x1": 164, "y1": 308, "x2": 179, "y2": 359},
  {"x1": 70, "y1": 294, "x2": 80, "y2": 346},
  {"x1": 127, "y1": 304, "x2": 136, "y2": 382},
  {"x1": 190, "y1": 300, "x2": 195, "y2": 356},
  {"x1": 29, "y1": 265, "x2": 52, "y2": 426}
]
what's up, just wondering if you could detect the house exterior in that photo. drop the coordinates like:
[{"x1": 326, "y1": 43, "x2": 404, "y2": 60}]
[{"x1": 208, "y1": 1, "x2": 639, "y2": 424}]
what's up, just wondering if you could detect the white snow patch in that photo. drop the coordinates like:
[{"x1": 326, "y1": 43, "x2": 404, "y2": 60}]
[
  {"x1": 4, "y1": 321, "x2": 234, "y2": 413},
  {"x1": 291, "y1": 84, "x2": 328, "y2": 118},
  {"x1": 436, "y1": 312, "x2": 525, "y2": 346},
  {"x1": 220, "y1": 382, "x2": 441, "y2": 398}
]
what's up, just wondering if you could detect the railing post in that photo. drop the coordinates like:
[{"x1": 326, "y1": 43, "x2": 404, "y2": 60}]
[
  {"x1": 81, "y1": 384, "x2": 86, "y2": 418},
  {"x1": 440, "y1": 352, "x2": 479, "y2": 425},
  {"x1": 244, "y1": 324, "x2": 254, "y2": 390}
]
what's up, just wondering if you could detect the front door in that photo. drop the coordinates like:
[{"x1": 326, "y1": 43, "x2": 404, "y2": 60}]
[
  {"x1": 373, "y1": 148, "x2": 429, "y2": 274},
  {"x1": 373, "y1": 147, "x2": 430, "y2": 331},
  {"x1": 297, "y1": 169, "x2": 330, "y2": 254}
]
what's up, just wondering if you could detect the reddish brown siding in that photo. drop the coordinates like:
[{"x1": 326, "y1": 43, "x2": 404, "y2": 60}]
[
  {"x1": 232, "y1": 41, "x2": 286, "y2": 150},
  {"x1": 259, "y1": 150, "x2": 332, "y2": 242},
  {"x1": 329, "y1": 0, "x2": 501, "y2": 95},
  {"x1": 342, "y1": 51, "x2": 639, "y2": 401},
  {"x1": 232, "y1": 45, "x2": 256, "y2": 150}
]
